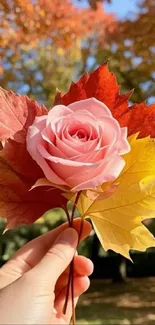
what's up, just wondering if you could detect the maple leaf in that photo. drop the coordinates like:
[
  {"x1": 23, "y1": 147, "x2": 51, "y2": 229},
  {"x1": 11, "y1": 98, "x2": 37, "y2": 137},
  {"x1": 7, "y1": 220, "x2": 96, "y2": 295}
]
[
  {"x1": 119, "y1": 102, "x2": 155, "y2": 139},
  {"x1": 0, "y1": 87, "x2": 47, "y2": 143},
  {"x1": 59, "y1": 63, "x2": 122, "y2": 109},
  {"x1": 55, "y1": 63, "x2": 155, "y2": 138},
  {"x1": 65, "y1": 135, "x2": 155, "y2": 259},
  {"x1": 0, "y1": 88, "x2": 66, "y2": 229}
]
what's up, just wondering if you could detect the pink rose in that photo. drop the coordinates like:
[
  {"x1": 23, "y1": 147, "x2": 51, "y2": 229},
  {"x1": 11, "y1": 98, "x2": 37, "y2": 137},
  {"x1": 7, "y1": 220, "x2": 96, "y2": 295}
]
[{"x1": 26, "y1": 98, "x2": 130, "y2": 192}]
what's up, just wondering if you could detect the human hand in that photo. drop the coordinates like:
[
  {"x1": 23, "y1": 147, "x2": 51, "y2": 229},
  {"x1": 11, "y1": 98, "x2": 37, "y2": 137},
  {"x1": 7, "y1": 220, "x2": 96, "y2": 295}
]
[{"x1": 0, "y1": 219, "x2": 93, "y2": 324}]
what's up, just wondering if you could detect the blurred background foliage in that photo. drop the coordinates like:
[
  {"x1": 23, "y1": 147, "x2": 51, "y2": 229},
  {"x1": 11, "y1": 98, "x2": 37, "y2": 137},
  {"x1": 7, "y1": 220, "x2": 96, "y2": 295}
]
[
  {"x1": 0, "y1": 0, "x2": 115, "y2": 106},
  {"x1": 0, "y1": 0, "x2": 154, "y2": 106},
  {"x1": 0, "y1": 1, "x2": 155, "y2": 323}
]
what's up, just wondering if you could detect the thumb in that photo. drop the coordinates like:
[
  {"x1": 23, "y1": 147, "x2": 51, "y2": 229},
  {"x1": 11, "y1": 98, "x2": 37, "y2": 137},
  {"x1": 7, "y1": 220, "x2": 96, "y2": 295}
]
[{"x1": 30, "y1": 228, "x2": 78, "y2": 286}]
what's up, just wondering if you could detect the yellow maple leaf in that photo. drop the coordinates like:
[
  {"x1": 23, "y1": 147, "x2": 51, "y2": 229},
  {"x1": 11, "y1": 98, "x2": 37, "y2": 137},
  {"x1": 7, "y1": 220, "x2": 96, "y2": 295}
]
[{"x1": 65, "y1": 135, "x2": 155, "y2": 259}]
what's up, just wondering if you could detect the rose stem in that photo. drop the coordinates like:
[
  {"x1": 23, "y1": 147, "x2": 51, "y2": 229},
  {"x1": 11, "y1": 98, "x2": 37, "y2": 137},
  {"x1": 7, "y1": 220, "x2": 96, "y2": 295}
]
[
  {"x1": 71, "y1": 217, "x2": 84, "y2": 325},
  {"x1": 71, "y1": 258, "x2": 75, "y2": 325},
  {"x1": 64, "y1": 205, "x2": 71, "y2": 227},
  {"x1": 63, "y1": 192, "x2": 81, "y2": 321}
]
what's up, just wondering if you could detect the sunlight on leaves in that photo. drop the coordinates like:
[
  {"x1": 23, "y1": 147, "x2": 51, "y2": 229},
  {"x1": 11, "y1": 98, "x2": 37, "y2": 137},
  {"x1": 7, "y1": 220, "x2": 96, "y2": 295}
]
[{"x1": 66, "y1": 135, "x2": 155, "y2": 259}]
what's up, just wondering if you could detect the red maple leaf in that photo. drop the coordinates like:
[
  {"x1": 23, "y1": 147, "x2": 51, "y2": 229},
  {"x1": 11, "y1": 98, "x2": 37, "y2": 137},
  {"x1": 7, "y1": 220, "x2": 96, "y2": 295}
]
[
  {"x1": 119, "y1": 102, "x2": 155, "y2": 138},
  {"x1": 0, "y1": 88, "x2": 66, "y2": 229},
  {"x1": 57, "y1": 63, "x2": 155, "y2": 138}
]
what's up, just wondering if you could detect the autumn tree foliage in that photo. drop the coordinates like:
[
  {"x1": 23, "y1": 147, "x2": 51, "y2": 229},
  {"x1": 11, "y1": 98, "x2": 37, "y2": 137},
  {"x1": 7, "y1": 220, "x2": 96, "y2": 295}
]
[
  {"x1": 0, "y1": 0, "x2": 153, "y2": 104},
  {"x1": 114, "y1": 0, "x2": 155, "y2": 102},
  {"x1": 80, "y1": 0, "x2": 155, "y2": 103},
  {"x1": 0, "y1": 0, "x2": 115, "y2": 106}
]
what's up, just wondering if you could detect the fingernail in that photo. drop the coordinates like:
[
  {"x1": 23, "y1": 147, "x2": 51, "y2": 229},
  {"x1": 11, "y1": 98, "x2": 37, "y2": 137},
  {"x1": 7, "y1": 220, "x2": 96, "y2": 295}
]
[{"x1": 58, "y1": 228, "x2": 78, "y2": 245}]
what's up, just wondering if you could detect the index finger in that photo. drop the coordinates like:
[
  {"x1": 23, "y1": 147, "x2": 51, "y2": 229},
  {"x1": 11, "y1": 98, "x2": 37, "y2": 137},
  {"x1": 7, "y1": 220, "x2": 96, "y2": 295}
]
[{"x1": 0, "y1": 218, "x2": 91, "y2": 287}]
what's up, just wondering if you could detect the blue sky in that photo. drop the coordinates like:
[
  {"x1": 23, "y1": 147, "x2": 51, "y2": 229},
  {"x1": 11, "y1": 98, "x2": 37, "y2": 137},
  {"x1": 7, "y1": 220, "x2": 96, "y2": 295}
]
[
  {"x1": 104, "y1": 0, "x2": 137, "y2": 18},
  {"x1": 74, "y1": 0, "x2": 138, "y2": 18}
]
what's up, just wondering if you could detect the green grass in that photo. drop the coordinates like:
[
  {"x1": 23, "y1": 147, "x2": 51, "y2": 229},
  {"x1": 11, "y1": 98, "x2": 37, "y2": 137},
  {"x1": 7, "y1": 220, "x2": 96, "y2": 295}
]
[{"x1": 76, "y1": 278, "x2": 155, "y2": 324}]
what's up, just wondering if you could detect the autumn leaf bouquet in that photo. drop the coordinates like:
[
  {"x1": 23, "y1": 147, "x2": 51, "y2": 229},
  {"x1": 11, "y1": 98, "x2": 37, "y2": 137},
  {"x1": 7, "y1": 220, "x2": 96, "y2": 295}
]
[{"x1": 0, "y1": 63, "x2": 155, "y2": 322}]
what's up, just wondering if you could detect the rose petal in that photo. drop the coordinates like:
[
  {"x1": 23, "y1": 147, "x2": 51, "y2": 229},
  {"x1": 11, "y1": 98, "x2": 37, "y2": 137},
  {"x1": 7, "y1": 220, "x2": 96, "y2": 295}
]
[
  {"x1": 117, "y1": 127, "x2": 131, "y2": 155},
  {"x1": 100, "y1": 116, "x2": 120, "y2": 144},
  {"x1": 26, "y1": 116, "x2": 67, "y2": 186},
  {"x1": 41, "y1": 124, "x2": 56, "y2": 145},
  {"x1": 99, "y1": 118, "x2": 121, "y2": 157},
  {"x1": 37, "y1": 143, "x2": 92, "y2": 166},
  {"x1": 31, "y1": 177, "x2": 68, "y2": 191},
  {"x1": 59, "y1": 110, "x2": 99, "y2": 134},
  {"x1": 64, "y1": 123, "x2": 96, "y2": 142},
  {"x1": 67, "y1": 156, "x2": 125, "y2": 191},
  {"x1": 42, "y1": 127, "x2": 67, "y2": 159},
  {"x1": 63, "y1": 134, "x2": 99, "y2": 154},
  {"x1": 51, "y1": 162, "x2": 91, "y2": 180},
  {"x1": 46, "y1": 105, "x2": 72, "y2": 126},
  {"x1": 62, "y1": 123, "x2": 100, "y2": 154},
  {"x1": 73, "y1": 146, "x2": 107, "y2": 163},
  {"x1": 56, "y1": 133, "x2": 80, "y2": 158},
  {"x1": 68, "y1": 98, "x2": 112, "y2": 117}
]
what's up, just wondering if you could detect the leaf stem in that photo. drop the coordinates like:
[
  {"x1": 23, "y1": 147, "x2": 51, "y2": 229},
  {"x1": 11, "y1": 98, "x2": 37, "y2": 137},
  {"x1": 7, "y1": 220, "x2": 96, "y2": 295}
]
[
  {"x1": 70, "y1": 191, "x2": 81, "y2": 226},
  {"x1": 78, "y1": 217, "x2": 84, "y2": 245}
]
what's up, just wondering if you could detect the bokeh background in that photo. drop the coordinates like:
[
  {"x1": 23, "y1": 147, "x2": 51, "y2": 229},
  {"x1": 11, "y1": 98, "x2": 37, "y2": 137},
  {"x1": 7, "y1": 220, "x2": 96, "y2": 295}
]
[{"x1": 0, "y1": 0, "x2": 155, "y2": 324}]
